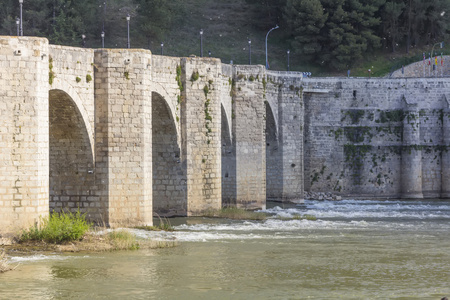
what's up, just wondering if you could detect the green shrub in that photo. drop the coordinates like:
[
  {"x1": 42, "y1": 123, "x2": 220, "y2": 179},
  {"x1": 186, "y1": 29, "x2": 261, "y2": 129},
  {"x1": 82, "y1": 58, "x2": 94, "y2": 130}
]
[{"x1": 20, "y1": 211, "x2": 91, "y2": 244}]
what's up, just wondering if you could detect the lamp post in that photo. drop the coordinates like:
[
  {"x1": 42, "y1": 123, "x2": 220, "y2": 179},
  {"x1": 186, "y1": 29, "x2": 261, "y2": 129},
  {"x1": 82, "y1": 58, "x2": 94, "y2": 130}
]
[
  {"x1": 161, "y1": 42, "x2": 164, "y2": 55},
  {"x1": 102, "y1": 0, "x2": 107, "y2": 32},
  {"x1": 200, "y1": 29, "x2": 203, "y2": 57},
  {"x1": 287, "y1": 49, "x2": 290, "y2": 71},
  {"x1": 248, "y1": 39, "x2": 251, "y2": 65},
  {"x1": 126, "y1": 14, "x2": 130, "y2": 49},
  {"x1": 82, "y1": 34, "x2": 86, "y2": 47},
  {"x1": 431, "y1": 41, "x2": 444, "y2": 58},
  {"x1": 19, "y1": 0, "x2": 23, "y2": 36},
  {"x1": 101, "y1": 31, "x2": 105, "y2": 48},
  {"x1": 265, "y1": 25, "x2": 279, "y2": 69},
  {"x1": 15, "y1": 18, "x2": 20, "y2": 36}
]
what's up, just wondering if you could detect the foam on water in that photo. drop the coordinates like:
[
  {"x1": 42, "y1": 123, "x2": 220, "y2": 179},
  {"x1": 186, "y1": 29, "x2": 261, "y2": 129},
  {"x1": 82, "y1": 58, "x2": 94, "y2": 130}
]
[
  {"x1": 8, "y1": 254, "x2": 84, "y2": 263},
  {"x1": 131, "y1": 199, "x2": 450, "y2": 242}
]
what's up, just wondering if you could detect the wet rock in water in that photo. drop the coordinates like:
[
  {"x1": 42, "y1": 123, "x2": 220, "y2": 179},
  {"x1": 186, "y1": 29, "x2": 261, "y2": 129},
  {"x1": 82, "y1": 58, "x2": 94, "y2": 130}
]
[{"x1": 304, "y1": 191, "x2": 342, "y2": 201}]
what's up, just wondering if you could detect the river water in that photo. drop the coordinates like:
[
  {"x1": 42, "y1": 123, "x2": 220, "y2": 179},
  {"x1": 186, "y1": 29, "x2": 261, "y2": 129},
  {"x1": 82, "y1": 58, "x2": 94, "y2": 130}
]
[{"x1": 1, "y1": 199, "x2": 450, "y2": 299}]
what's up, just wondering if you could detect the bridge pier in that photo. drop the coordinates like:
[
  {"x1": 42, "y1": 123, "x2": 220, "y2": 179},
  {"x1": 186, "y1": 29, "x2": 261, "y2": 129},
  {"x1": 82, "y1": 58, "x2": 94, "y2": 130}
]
[
  {"x1": 441, "y1": 99, "x2": 450, "y2": 198},
  {"x1": 94, "y1": 49, "x2": 153, "y2": 226},
  {"x1": 401, "y1": 100, "x2": 423, "y2": 199},
  {"x1": 277, "y1": 79, "x2": 304, "y2": 202},
  {"x1": 180, "y1": 58, "x2": 223, "y2": 215},
  {"x1": 231, "y1": 66, "x2": 267, "y2": 209},
  {"x1": 0, "y1": 37, "x2": 50, "y2": 232}
]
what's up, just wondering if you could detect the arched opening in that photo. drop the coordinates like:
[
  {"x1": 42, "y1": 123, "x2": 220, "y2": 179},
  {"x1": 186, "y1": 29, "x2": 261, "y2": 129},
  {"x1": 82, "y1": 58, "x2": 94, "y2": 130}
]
[
  {"x1": 152, "y1": 92, "x2": 186, "y2": 216},
  {"x1": 221, "y1": 104, "x2": 235, "y2": 206},
  {"x1": 49, "y1": 89, "x2": 96, "y2": 216},
  {"x1": 265, "y1": 101, "x2": 281, "y2": 200}
]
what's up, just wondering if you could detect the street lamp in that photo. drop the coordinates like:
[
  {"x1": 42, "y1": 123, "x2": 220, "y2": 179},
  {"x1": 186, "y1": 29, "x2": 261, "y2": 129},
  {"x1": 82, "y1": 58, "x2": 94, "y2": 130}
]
[
  {"x1": 82, "y1": 34, "x2": 86, "y2": 47},
  {"x1": 200, "y1": 29, "x2": 204, "y2": 57},
  {"x1": 431, "y1": 41, "x2": 444, "y2": 59},
  {"x1": 287, "y1": 49, "x2": 290, "y2": 71},
  {"x1": 15, "y1": 18, "x2": 20, "y2": 36},
  {"x1": 248, "y1": 39, "x2": 251, "y2": 65},
  {"x1": 161, "y1": 42, "x2": 164, "y2": 55},
  {"x1": 126, "y1": 14, "x2": 130, "y2": 49},
  {"x1": 265, "y1": 25, "x2": 279, "y2": 69},
  {"x1": 19, "y1": 0, "x2": 23, "y2": 36},
  {"x1": 102, "y1": 0, "x2": 107, "y2": 32},
  {"x1": 101, "y1": 31, "x2": 105, "y2": 48}
]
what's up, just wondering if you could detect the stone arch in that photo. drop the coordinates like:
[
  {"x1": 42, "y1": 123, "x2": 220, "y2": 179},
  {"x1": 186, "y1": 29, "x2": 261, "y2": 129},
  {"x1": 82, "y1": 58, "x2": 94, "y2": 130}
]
[
  {"x1": 49, "y1": 81, "x2": 95, "y2": 161},
  {"x1": 265, "y1": 99, "x2": 279, "y2": 140},
  {"x1": 265, "y1": 101, "x2": 282, "y2": 200},
  {"x1": 152, "y1": 91, "x2": 187, "y2": 216},
  {"x1": 221, "y1": 104, "x2": 235, "y2": 206},
  {"x1": 151, "y1": 82, "x2": 180, "y2": 145},
  {"x1": 49, "y1": 89, "x2": 97, "y2": 215}
]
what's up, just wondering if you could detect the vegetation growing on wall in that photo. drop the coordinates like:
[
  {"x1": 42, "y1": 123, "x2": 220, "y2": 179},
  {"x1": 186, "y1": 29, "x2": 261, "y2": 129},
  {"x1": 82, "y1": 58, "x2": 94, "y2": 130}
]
[
  {"x1": 175, "y1": 64, "x2": 184, "y2": 122},
  {"x1": 203, "y1": 81, "x2": 213, "y2": 144},
  {"x1": 48, "y1": 56, "x2": 55, "y2": 85}
]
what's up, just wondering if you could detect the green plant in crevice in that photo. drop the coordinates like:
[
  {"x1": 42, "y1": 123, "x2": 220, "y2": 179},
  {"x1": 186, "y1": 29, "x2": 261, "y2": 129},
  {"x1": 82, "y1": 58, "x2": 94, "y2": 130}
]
[
  {"x1": 175, "y1": 65, "x2": 184, "y2": 123},
  {"x1": 191, "y1": 70, "x2": 199, "y2": 81},
  {"x1": 86, "y1": 74, "x2": 92, "y2": 83},
  {"x1": 203, "y1": 83, "x2": 212, "y2": 141},
  {"x1": 49, "y1": 56, "x2": 55, "y2": 85},
  {"x1": 124, "y1": 71, "x2": 130, "y2": 80},
  {"x1": 203, "y1": 84, "x2": 209, "y2": 98},
  {"x1": 76, "y1": 76, "x2": 81, "y2": 83}
]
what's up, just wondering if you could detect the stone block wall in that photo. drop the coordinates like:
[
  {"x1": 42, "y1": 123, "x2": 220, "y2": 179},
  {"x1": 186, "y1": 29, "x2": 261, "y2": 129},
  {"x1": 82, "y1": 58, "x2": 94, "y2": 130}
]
[
  {"x1": 94, "y1": 49, "x2": 153, "y2": 226},
  {"x1": 150, "y1": 56, "x2": 186, "y2": 216},
  {"x1": 48, "y1": 46, "x2": 98, "y2": 217},
  {"x1": 232, "y1": 65, "x2": 267, "y2": 209},
  {"x1": 181, "y1": 58, "x2": 222, "y2": 215},
  {"x1": 219, "y1": 64, "x2": 235, "y2": 206},
  {"x1": 267, "y1": 71, "x2": 304, "y2": 202},
  {"x1": 390, "y1": 56, "x2": 450, "y2": 78},
  {"x1": 303, "y1": 77, "x2": 450, "y2": 199},
  {"x1": 0, "y1": 36, "x2": 49, "y2": 232}
]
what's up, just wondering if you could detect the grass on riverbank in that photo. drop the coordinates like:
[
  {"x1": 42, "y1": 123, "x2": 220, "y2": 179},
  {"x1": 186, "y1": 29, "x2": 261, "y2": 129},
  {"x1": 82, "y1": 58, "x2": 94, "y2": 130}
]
[
  {"x1": 15, "y1": 211, "x2": 177, "y2": 253},
  {"x1": 203, "y1": 207, "x2": 267, "y2": 220},
  {"x1": 19, "y1": 211, "x2": 91, "y2": 244}
]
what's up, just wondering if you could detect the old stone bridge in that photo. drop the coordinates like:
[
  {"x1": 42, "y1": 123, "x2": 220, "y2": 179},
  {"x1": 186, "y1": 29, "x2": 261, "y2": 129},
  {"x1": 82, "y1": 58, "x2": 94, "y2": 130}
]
[{"x1": 2, "y1": 36, "x2": 450, "y2": 233}]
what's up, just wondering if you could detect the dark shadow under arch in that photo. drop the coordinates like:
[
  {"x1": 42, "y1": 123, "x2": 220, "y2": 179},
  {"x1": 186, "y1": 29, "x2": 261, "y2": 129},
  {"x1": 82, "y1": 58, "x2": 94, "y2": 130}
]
[
  {"x1": 49, "y1": 89, "x2": 97, "y2": 216},
  {"x1": 265, "y1": 101, "x2": 282, "y2": 200},
  {"x1": 221, "y1": 104, "x2": 236, "y2": 206},
  {"x1": 152, "y1": 92, "x2": 186, "y2": 216}
]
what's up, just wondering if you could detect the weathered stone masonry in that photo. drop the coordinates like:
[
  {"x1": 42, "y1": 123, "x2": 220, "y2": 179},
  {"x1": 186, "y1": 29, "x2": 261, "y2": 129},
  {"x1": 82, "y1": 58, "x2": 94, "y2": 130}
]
[{"x1": 2, "y1": 35, "x2": 450, "y2": 233}]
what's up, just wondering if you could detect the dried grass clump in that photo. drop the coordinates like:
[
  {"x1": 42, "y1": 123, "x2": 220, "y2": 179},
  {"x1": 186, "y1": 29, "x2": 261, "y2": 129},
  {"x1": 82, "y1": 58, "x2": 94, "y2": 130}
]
[{"x1": 0, "y1": 250, "x2": 13, "y2": 273}]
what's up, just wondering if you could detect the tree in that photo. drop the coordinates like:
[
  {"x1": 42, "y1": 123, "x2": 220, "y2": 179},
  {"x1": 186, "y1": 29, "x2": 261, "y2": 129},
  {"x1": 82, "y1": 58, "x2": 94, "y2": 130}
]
[
  {"x1": 321, "y1": 0, "x2": 384, "y2": 69},
  {"x1": 136, "y1": 0, "x2": 185, "y2": 48},
  {"x1": 284, "y1": 0, "x2": 328, "y2": 60}
]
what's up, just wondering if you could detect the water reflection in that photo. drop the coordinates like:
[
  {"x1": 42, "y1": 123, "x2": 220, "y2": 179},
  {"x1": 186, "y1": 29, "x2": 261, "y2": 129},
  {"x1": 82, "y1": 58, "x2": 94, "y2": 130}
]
[{"x1": 1, "y1": 200, "x2": 450, "y2": 299}]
